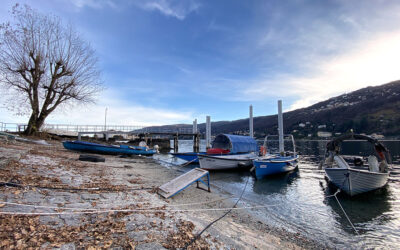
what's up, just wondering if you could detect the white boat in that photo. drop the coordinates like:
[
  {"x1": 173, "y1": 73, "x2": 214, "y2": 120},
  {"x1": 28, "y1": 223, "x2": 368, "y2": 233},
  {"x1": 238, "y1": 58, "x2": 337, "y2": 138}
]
[
  {"x1": 322, "y1": 133, "x2": 391, "y2": 196},
  {"x1": 325, "y1": 167, "x2": 389, "y2": 196},
  {"x1": 199, "y1": 152, "x2": 257, "y2": 170}
]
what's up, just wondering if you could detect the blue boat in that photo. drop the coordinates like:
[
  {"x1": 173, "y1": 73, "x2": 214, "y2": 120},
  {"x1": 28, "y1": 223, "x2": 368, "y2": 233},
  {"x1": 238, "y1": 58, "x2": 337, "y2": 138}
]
[
  {"x1": 252, "y1": 154, "x2": 298, "y2": 179},
  {"x1": 171, "y1": 134, "x2": 258, "y2": 164},
  {"x1": 63, "y1": 140, "x2": 157, "y2": 155},
  {"x1": 251, "y1": 101, "x2": 299, "y2": 179}
]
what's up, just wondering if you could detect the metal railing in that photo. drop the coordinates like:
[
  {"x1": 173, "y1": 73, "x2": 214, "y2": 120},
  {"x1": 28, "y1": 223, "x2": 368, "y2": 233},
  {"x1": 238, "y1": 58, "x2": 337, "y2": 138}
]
[
  {"x1": 133, "y1": 127, "x2": 194, "y2": 134},
  {"x1": 0, "y1": 122, "x2": 195, "y2": 134},
  {"x1": 43, "y1": 124, "x2": 145, "y2": 133},
  {"x1": 0, "y1": 122, "x2": 26, "y2": 132}
]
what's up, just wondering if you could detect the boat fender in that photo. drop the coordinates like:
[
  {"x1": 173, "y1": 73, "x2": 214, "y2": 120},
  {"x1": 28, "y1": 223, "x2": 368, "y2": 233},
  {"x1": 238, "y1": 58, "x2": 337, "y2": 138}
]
[
  {"x1": 374, "y1": 144, "x2": 386, "y2": 160},
  {"x1": 368, "y1": 155, "x2": 379, "y2": 172},
  {"x1": 259, "y1": 146, "x2": 267, "y2": 156}
]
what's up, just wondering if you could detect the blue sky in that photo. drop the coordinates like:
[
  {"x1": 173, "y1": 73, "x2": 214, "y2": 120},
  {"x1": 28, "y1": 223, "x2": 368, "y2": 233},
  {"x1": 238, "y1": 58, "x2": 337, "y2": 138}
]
[{"x1": 1, "y1": 0, "x2": 400, "y2": 126}]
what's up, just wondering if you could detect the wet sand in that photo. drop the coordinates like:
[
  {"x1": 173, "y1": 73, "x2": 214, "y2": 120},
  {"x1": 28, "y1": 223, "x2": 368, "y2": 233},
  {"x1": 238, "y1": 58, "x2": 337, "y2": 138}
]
[{"x1": 0, "y1": 137, "x2": 324, "y2": 249}]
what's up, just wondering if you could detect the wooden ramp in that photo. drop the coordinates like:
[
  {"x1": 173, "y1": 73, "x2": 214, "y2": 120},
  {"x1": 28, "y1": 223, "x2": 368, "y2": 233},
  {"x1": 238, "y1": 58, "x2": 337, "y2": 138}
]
[{"x1": 158, "y1": 168, "x2": 210, "y2": 198}]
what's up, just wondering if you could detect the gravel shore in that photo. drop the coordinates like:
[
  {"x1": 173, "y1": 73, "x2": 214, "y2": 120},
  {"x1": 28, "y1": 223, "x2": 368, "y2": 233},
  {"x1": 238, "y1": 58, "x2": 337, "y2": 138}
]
[{"x1": 0, "y1": 137, "x2": 325, "y2": 249}]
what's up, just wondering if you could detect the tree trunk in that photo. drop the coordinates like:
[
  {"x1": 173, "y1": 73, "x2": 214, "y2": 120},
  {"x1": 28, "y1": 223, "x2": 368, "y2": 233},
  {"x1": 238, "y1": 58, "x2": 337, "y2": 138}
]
[
  {"x1": 24, "y1": 110, "x2": 48, "y2": 135},
  {"x1": 36, "y1": 114, "x2": 47, "y2": 133},
  {"x1": 24, "y1": 113, "x2": 38, "y2": 135}
]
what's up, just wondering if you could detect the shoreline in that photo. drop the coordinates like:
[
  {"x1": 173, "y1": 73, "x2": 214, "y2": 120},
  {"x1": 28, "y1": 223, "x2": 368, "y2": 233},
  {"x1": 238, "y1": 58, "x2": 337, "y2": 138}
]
[{"x1": 0, "y1": 137, "x2": 326, "y2": 249}]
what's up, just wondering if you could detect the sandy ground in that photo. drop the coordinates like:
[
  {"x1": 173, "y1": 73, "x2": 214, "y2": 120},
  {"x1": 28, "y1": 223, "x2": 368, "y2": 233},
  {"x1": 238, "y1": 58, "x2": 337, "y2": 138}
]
[{"x1": 0, "y1": 136, "x2": 324, "y2": 249}]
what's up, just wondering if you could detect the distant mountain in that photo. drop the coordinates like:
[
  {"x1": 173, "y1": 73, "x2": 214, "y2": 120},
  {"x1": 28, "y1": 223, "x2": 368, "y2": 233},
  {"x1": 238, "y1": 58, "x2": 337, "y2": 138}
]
[{"x1": 145, "y1": 80, "x2": 400, "y2": 138}]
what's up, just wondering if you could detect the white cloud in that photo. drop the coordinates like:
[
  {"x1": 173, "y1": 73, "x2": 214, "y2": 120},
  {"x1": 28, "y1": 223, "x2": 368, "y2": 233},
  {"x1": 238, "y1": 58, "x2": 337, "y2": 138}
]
[
  {"x1": 59, "y1": 0, "x2": 200, "y2": 18},
  {"x1": 68, "y1": 0, "x2": 118, "y2": 10},
  {"x1": 240, "y1": 30, "x2": 400, "y2": 111},
  {"x1": 46, "y1": 89, "x2": 194, "y2": 125},
  {"x1": 0, "y1": 89, "x2": 194, "y2": 126},
  {"x1": 138, "y1": 0, "x2": 200, "y2": 20}
]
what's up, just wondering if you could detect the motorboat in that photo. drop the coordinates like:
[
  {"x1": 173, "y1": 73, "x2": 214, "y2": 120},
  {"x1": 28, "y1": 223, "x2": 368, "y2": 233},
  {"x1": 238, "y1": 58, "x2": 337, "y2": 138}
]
[{"x1": 321, "y1": 133, "x2": 391, "y2": 196}]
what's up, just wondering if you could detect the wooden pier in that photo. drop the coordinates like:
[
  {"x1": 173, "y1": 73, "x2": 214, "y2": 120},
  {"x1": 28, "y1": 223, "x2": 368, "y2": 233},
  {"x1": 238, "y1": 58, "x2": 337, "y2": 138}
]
[
  {"x1": 138, "y1": 132, "x2": 201, "y2": 153},
  {"x1": 77, "y1": 131, "x2": 201, "y2": 153}
]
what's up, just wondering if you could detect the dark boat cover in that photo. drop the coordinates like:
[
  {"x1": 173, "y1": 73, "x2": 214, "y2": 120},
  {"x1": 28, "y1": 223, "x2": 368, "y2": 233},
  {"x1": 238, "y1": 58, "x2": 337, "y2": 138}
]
[{"x1": 212, "y1": 134, "x2": 258, "y2": 154}]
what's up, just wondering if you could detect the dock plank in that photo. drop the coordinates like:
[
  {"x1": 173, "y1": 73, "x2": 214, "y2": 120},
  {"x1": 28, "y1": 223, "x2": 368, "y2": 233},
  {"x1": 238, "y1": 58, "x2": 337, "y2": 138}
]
[{"x1": 158, "y1": 168, "x2": 209, "y2": 198}]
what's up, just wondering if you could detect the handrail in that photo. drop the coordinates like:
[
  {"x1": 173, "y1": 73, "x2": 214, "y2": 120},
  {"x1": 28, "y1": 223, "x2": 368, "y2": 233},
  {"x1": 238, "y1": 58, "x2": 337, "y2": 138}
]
[{"x1": 0, "y1": 122, "x2": 194, "y2": 134}]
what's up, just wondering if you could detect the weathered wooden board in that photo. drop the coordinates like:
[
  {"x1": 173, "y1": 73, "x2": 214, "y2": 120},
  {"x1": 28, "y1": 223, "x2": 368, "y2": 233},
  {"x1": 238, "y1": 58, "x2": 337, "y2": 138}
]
[{"x1": 158, "y1": 168, "x2": 209, "y2": 198}]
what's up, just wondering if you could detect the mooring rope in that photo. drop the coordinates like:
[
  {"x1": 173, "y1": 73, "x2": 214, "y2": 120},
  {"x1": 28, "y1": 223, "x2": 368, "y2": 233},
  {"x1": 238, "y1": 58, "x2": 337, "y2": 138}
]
[
  {"x1": 331, "y1": 189, "x2": 359, "y2": 235},
  {"x1": 0, "y1": 196, "x2": 236, "y2": 212},
  {"x1": 0, "y1": 182, "x2": 154, "y2": 192},
  {"x1": 183, "y1": 175, "x2": 251, "y2": 249},
  {"x1": 0, "y1": 184, "x2": 359, "y2": 236},
  {"x1": 0, "y1": 203, "x2": 286, "y2": 216},
  {"x1": 177, "y1": 158, "x2": 197, "y2": 168}
]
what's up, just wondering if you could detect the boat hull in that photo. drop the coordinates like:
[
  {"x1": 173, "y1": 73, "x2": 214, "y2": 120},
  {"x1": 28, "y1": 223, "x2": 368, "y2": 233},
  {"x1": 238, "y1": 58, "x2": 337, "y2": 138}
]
[
  {"x1": 325, "y1": 168, "x2": 389, "y2": 196},
  {"x1": 170, "y1": 152, "x2": 202, "y2": 163},
  {"x1": 170, "y1": 152, "x2": 207, "y2": 163},
  {"x1": 63, "y1": 141, "x2": 156, "y2": 156},
  {"x1": 198, "y1": 153, "x2": 257, "y2": 170},
  {"x1": 170, "y1": 152, "x2": 241, "y2": 163},
  {"x1": 252, "y1": 155, "x2": 298, "y2": 179}
]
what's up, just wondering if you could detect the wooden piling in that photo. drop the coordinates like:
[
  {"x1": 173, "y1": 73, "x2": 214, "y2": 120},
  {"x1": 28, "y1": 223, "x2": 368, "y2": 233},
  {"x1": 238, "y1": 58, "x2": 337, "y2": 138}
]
[
  {"x1": 193, "y1": 133, "x2": 200, "y2": 152},
  {"x1": 173, "y1": 133, "x2": 179, "y2": 153}
]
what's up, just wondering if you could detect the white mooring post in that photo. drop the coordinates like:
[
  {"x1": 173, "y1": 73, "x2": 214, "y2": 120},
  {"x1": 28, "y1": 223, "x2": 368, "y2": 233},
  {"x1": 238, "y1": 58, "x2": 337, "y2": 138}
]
[
  {"x1": 206, "y1": 116, "x2": 211, "y2": 149},
  {"x1": 249, "y1": 105, "x2": 254, "y2": 138},
  {"x1": 278, "y1": 100, "x2": 284, "y2": 154},
  {"x1": 193, "y1": 119, "x2": 197, "y2": 133}
]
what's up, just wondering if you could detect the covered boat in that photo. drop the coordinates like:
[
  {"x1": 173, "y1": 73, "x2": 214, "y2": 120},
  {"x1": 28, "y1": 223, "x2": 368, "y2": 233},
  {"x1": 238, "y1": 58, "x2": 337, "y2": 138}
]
[
  {"x1": 322, "y1": 133, "x2": 391, "y2": 196},
  {"x1": 172, "y1": 134, "x2": 258, "y2": 164},
  {"x1": 211, "y1": 134, "x2": 258, "y2": 154},
  {"x1": 63, "y1": 140, "x2": 157, "y2": 156},
  {"x1": 198, "y1": 134, "x2": 258, "y2": 170}
]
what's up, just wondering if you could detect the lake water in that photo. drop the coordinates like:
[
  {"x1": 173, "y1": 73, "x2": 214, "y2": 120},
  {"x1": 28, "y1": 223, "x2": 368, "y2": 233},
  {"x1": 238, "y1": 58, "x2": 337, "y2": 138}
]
[{"x1": 153, "y1": 140, "x2": 400, "y2": 249}]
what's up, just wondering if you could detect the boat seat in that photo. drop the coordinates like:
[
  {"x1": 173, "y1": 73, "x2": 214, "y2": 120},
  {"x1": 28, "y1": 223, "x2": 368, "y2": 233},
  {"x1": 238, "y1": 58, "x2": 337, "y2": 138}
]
[
  {"x1": 368, "y1": 155, "x2": 379, "y2": 172},
  {"x1": 334, "y1": 155, "x2": 350, "y2": 169},
  {"x1": 378, "y1": 160, "x2": 389, "y2": 173}
]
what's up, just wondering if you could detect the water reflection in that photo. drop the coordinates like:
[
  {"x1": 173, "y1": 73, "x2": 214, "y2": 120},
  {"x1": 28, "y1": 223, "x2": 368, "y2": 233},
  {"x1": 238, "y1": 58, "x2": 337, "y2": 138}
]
[
  {"x1": 252, "y1": 170, "x2": 299, "y2": 195},
  {"x1": 296, "y1": 140, "x2": 328, "y2": 158},
  {"x1": 159, "y1": 139, "x2": 400, "y2": 248},
  {"x1": 323, "y1": 184, "x2": 392, "y2": 234},
  {"x1": 210, "y1": 169, "x2": 251, "y2": 184}
]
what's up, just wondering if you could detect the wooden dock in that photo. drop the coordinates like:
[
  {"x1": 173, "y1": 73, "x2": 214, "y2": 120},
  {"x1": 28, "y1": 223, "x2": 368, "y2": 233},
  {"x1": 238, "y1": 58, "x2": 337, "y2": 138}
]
[{"x1": 77, "y1": 131, "x2": 201, "y2": 153}]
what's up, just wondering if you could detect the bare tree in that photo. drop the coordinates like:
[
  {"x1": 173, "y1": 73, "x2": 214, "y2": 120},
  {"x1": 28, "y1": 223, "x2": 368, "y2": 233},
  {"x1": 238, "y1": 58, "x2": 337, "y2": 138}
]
[{"x1": 0, "y1": 4, "x2": 102, "y2": 135}]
